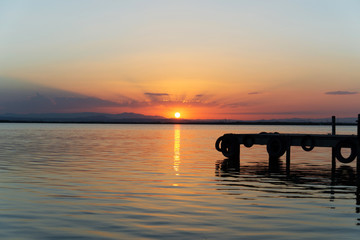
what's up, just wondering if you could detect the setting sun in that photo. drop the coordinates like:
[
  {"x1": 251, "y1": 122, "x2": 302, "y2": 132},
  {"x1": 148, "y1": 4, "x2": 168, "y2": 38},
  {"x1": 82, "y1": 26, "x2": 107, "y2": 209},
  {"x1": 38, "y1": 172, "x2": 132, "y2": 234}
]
[{"x1": 174, "y1": 112, "x2": 181, "y2": 118}]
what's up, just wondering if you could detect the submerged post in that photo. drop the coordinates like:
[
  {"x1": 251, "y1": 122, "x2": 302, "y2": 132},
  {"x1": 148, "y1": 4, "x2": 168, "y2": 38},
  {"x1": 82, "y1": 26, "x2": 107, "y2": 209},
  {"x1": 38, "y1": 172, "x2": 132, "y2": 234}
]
[
  {"x1": 228, "y1": 137, "x2": 240, "y2": 163},
  {"x1": 228, "y1": 143, "x2": 240, "y2": 170},
  {"x1": 231, "y1": 144, "x2": 240, "y2": 162},
  {"x1": 286, "y1": 143, "x2": 291, "y2": 176},
  {"x1": 358, "y1": 114, "x2": 360, "y2": 138},
  {"x1": 357, "y1": 114, "x2": 360, "y2": 187},
  {"x1": 331, "y1": 116, "x2": 336, "y2": 174}
]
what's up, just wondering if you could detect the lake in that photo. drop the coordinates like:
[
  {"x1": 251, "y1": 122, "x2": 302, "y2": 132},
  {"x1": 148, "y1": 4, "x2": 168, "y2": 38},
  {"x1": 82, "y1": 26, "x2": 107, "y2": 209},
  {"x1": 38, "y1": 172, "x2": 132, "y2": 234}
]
[{"x1": 0, "y1": 123, "x2": 359, "y2": 239}]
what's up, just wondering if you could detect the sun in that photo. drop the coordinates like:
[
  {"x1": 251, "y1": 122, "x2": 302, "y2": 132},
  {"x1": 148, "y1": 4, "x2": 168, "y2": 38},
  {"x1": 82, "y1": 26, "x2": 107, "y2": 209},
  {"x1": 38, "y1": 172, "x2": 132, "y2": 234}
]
[{"x1": 174, "y1": 112, "x2": 181, "y2": 118}]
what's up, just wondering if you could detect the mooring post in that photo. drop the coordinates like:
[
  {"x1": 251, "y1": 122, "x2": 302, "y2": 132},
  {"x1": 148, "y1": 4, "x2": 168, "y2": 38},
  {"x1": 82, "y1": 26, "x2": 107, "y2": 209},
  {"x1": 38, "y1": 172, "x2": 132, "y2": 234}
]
[
  {"x1": 234, "y1": 144, "x2": 240, "y2": 168},
  {"x1": 358, "y1": 114, "x2": 360, "y2": 137},
  {"x1": 357, "y1": 114, "x2": 360, "y2": 193},
  {"x1": 229, "y1": 145, "x2": 241, "y2": 170},
  {"x1": 330, "y1": 116, "x2": 336, "y2": 200},
  {"x1": 331, "y1": 116, "x2": 336, "y2": 175},
  {"x1": 229, "y1": 139, "x2": 240, "y2": 165},
  {"x1": 286, "y1": 143, "x2": 291, "y2": 176}
]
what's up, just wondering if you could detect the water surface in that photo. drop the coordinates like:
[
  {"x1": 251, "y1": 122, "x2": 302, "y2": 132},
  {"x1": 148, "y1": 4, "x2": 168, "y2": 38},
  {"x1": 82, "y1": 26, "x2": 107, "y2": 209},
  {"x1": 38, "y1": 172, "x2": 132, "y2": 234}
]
[{"x1": 0, "y1": 123, "x2": 359, "y2": 239}]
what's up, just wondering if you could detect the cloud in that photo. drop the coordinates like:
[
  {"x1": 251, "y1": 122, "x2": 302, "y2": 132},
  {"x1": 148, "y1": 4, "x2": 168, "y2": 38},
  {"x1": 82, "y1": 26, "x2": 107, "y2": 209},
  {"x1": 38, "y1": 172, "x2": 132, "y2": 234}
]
[
  {"x1": 0, "y1": 77, "x2": 83, "y2": 102},
  {"x1": 0, "y1": 78, "x2": 239, "y2": 113},
  {"x1": 221, "y1": 111, "x2": 318, "y2": 115},
  {"x1": 325, "y1": 91, "x2": 358, "y2": 95},
  {"x1": 142, "y1": 92, "x2": 218, "y2": 106},
  {"x1": 191, "y1": 94, "x2": 208, "y2": 103},
  {"x1": 248, "y1": 91, "x2": 261, "y2": 95},
  {"x1": 144, "y1": 92, "x2": 169, "y2": 97},
  {"x1": 0, "y1": 91, "x2": 221, "y2": 114},
  {"x1": 54, "y1": 96, "x2": 121, "y2": 109},
  {"x1": 0, "y1": 93, "x2": 123, "y2": 113},
  {"x1": 222, "y1": 102, "x2": 253, "y2": 108},
  {"x1": 144, "y1": 92, "x2": 170, "y2": 102}
]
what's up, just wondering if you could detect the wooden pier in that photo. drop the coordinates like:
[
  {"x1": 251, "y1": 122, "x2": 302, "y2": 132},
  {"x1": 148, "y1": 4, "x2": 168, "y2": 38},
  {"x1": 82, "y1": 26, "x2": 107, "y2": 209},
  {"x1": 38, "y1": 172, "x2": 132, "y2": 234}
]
[{"x1": 215, "y1": 115, "x2": 360, "y2": 176}]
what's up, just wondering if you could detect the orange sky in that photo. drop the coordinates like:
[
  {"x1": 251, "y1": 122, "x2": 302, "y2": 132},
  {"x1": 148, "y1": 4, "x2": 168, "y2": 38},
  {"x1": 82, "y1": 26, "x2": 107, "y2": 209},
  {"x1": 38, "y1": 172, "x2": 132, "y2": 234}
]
[{"x1": 0, "y1": 1, "x2": 360, "y2": 119}]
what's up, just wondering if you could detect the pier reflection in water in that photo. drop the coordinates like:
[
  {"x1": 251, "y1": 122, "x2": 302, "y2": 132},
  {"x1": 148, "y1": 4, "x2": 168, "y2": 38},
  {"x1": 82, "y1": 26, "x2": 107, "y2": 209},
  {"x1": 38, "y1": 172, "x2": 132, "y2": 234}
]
[{"x1": 216, "y1": 156, "x2": 360, "y2": 226}]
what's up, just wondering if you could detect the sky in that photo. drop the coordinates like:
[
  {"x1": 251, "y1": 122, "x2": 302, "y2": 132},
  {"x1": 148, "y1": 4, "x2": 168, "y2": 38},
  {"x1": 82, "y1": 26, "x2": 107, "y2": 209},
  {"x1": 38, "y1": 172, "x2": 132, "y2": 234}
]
[{"x1": 0, "y1": 0, "x2": 359, "y2": 120}]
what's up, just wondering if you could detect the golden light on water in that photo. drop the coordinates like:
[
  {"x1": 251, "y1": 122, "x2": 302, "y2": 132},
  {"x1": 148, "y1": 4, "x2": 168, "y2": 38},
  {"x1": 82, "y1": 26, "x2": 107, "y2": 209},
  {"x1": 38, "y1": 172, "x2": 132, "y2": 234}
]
[{"x1": 173, "y1": 125, "x2": 181, "y2": 174}]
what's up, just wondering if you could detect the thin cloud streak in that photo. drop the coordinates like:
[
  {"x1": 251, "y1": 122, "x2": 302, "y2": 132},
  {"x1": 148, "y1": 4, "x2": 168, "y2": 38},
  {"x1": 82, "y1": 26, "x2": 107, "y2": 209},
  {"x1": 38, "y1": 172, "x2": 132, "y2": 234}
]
[
  {"x1": 220, "y1": 111, "x2": 321, "y2": 116},
  {"x1": 0, "y1": 93, "x2": 123, "y2": 114},
  {"x1": 325, "y1": 91, "x2": 358, "y2": 95},
  {"x1": 141, "y1": 92, "x2": 218, "y2": 106},
  {"x1": 144, "y1": 92, "x2": 170, "y2": 102},
  {"x1": 144, "y1": 93, "x2": 169, "y2": 97},
  {"x1": 221, "y1": 102, "x2": 254, "y2": 108}
]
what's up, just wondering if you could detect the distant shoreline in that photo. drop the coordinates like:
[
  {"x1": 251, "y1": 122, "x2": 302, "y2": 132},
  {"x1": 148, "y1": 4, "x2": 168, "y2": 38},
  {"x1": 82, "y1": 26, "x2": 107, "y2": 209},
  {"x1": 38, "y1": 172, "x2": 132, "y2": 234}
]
[
  {"x1": 1, "y1": 112, "x2": 358, "y2": 126},
  {"x1": 0, "y1": 120, "x2": 357, "y2": 126}
]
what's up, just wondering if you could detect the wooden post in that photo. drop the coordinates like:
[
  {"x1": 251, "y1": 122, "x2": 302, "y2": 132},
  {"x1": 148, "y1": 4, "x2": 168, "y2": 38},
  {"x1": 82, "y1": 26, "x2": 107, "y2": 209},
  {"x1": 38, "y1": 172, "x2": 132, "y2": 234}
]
[
  {"x1": 233, "y1": 139, "x2": 240, "y2": 161},
  {"x1": 237, "y1": 145, "x2": 241, "y2": 170},
  {"x1": 233, "y1": 144, "x2": 240, "y2": 170},
  {"x1": 331, "y1": 116, "x2": 336, "y2": 176},
  {"x1": 286, "y1": 144, "x2": 291, "y2": 176},
  {"x1": 358, "y1": 114, "x2": 360, "y2": 139},
  {"x1": 228, "y1": 139, "x2": 240, "y2": 170},
  {"x1": 357, "y1": 114, "x2": 360, "y2": 191},
  {"x1": 356, "y1": 114, "x2": 360, "y2": 211},
  {"x1": 330, "y1": 116, "x2": 336, "y2": 202}
]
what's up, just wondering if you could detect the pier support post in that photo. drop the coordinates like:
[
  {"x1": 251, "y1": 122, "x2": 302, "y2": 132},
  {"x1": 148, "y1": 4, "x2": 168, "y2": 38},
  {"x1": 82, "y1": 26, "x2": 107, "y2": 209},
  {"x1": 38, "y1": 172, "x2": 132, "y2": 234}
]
[
  {"x1": 357, "y1": 114, "x2": 360, "y2": 202},
  {"x1": 228, "y1": 142, "x2": 240, "y2": 171},
  {"x1": 331, "y1": 116, "x2": 336, "y2": 177},
  {"x1": 231, "y1": 140, "x2": 240, "y2": 161},
  {"x1": 330, "y1": 116, "x2": 336, "y2": 202},
  {"x1": 228, "y1": 139, "x2": 240, "y2": 169},
  {"x1": 268, "y1": 156, "x2": 280, "y2": 174},
  {"x1": 286, "y1": 142, "x2": 291, "y2": 176}
]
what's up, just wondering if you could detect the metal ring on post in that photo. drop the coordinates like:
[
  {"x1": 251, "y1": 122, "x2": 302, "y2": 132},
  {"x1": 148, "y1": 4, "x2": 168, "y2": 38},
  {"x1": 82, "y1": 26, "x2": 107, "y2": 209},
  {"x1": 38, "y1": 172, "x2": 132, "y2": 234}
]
[
  {"x1": 334, "y1": 139, "x2": 358, "y2": 164},
  {"x1": 301, "y1": 135, "x2": 315, "y2": 152}
]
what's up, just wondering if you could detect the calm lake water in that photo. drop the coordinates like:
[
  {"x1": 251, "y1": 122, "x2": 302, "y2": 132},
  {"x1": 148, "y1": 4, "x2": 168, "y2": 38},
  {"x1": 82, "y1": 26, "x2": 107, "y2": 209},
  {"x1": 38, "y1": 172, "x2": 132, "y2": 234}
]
[{"x1": 0, "y1": 123, "x2": 359, "y2": 239}]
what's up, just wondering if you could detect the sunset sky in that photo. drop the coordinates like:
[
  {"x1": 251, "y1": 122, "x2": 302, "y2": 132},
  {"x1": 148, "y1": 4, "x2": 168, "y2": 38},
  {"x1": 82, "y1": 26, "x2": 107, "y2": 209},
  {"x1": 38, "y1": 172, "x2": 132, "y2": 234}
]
[{"x1": 1, "y1": 0, "x2": 359, "y2": 119}]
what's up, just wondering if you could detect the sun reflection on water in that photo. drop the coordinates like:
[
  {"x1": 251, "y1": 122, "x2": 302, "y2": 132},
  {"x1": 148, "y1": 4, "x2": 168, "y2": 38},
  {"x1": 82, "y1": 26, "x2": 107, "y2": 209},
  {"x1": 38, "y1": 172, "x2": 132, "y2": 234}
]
[{"x1": 173, "y1": 125, "x2": 181, "y2": 175}]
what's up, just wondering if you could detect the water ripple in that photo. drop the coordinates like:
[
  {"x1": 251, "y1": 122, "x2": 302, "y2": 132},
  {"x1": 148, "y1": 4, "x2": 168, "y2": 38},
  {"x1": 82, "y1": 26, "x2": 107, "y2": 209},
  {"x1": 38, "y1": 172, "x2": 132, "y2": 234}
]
[{"x1": 0, "y1": 124, "x2": 359, "y2": 239}]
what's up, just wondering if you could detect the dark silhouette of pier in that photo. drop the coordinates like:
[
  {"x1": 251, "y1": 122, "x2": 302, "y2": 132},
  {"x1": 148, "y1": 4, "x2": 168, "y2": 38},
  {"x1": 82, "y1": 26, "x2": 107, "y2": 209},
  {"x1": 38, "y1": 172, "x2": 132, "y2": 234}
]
[{"x1": 215, "y1": 114, "x2": 360, "y2": 192}]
